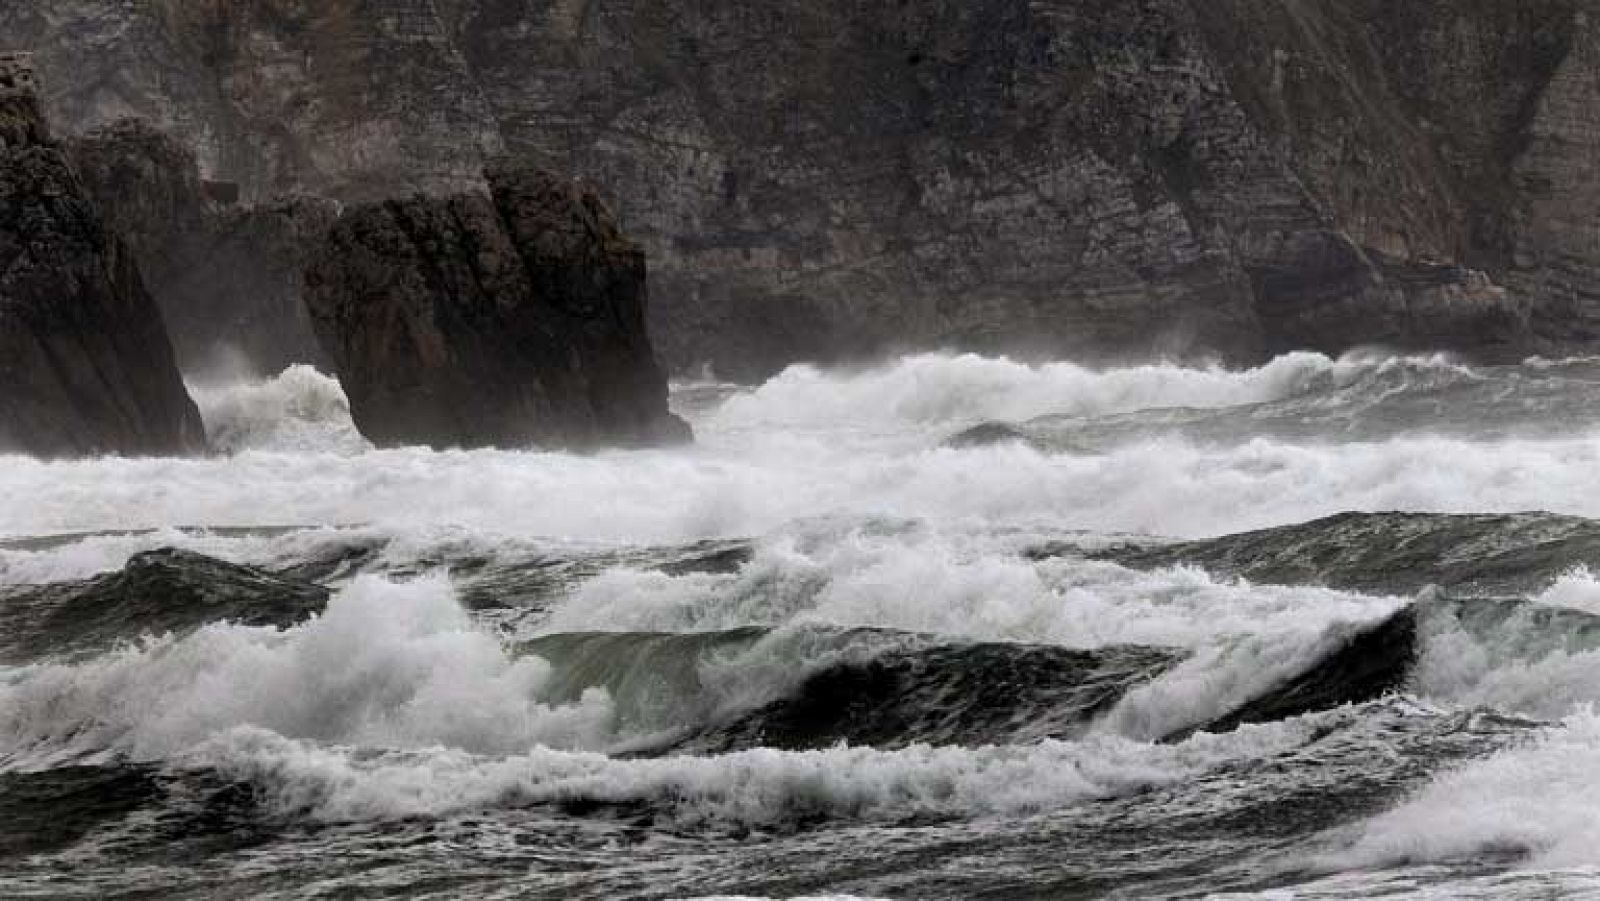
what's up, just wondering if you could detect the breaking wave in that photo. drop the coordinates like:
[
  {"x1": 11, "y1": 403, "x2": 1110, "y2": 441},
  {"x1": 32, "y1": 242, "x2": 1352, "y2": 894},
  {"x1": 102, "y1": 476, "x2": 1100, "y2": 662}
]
[
  {"x1": 189, "y1": 365, "x2": 370, "y2": 455},
  {"x1": 7, "y1": 351, "x2": 1600, "y2": 897},
  {"x1": 709, "y1": 350, "x2": 1407, "y2": 444},
  {"x1": 1326, "y1": 709, "x2": 1600, "y2": 870},
  {"x1": 0, "y1": 575, "x2": 614, "y2": 768},
  {"x1": 5, "y1": 353, "x2": 1600, "y2": 547},
  {"x1": 190, "y1": 715, "x2": 1326, "y2": 827}
]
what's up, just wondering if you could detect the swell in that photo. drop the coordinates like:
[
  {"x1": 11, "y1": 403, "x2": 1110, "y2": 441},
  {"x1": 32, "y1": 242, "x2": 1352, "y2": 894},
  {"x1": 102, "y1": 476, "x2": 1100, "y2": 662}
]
[
  {"x1": 0, "y1": 549, "x2": 327, "y2": 664},
  {"x1": 951, "y1": 355, "x2": 1600, "y2": 452},
  {"x1": 3, "y1": 507, "x2": 1600, "y2": 845},
  {"x1": 9, "y1": 508, "x2": 1600, "y2": 751},
  {"x1": 0, "y1": 553, "x2": 1415, "y2": 771},
  {"x1": 14, "y1": 352, "x2": 1600, "y2": 546},
  {"x1": 1090, "y1": 510, "x2": 1600, "y2": 597}
]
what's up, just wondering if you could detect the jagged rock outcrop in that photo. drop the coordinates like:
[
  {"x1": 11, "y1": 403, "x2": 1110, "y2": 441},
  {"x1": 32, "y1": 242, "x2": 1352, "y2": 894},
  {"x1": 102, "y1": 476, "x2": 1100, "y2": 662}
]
[
  {"x1": 5, "y1": 2, "x2": 1599, "y2": 378},
  {"x1": 66, "y1": 119, "x2": 333, "y2": 374},
  {"x1": 0, "y1": 56, "x2": 205, "y2": 458},
  {"x1": 304, "y1": 163, "x2": 690, "y2": 450}
]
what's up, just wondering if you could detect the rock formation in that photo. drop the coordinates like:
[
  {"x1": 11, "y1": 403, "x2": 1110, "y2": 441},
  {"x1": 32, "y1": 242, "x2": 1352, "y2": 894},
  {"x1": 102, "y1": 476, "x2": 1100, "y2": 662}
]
[
  {"x1": 66, "y1": 119, "x2": 334, "y2": 375},
  {"x1": 4, "y1": 2, "x2": 1599, "y2": 378},
  {"x1": 304, "y1": 163, "x2": 690, "y2": 451},
  {"x1": 0, "y1": 53, "x2": 205, "y2": 458}
]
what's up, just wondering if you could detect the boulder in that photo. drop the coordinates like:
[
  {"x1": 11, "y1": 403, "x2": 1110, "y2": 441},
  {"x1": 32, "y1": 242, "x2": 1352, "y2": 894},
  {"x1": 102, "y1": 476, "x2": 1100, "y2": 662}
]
[
  {"x1": 304, "y1": 163, "x2": 690, "y2": 450},
  {"x1": 0, "y1": 59, "x2": 205, "y2": 458}
]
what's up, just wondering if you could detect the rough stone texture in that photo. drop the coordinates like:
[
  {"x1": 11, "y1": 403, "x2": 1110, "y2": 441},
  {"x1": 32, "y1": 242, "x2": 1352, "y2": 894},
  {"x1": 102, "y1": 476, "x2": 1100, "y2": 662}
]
[
  {"x1": 304, "y1": 163, "x2": 689, "y2": 450},
  {"x1": 5, "y1": 1, "x2": 1599, "y2": 378},
  {"x1": 66, "y1": 119, "x2": 334, "y2": 375},
  {"x1": 0, "y1": 78, "x2": 205, "y2": 458},
  {"x1": 0, "y1": 1, "x2": 499, "y2": 204}
]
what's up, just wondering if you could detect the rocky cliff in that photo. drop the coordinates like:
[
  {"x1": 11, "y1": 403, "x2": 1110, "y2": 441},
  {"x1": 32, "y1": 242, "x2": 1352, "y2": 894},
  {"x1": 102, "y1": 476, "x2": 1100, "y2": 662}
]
[
  {"x1": 0, "y1": 54, "x2": 206, "y2": 458},
  {"x1": 4, "y1": 1, "x2": 1597, "y2": 378},
  {"x1": 303, "y1": 163, "x2": 689, "y2": 450},
  {"x1": 67, "y1": 119, "x2": 335, "y2": 375}
]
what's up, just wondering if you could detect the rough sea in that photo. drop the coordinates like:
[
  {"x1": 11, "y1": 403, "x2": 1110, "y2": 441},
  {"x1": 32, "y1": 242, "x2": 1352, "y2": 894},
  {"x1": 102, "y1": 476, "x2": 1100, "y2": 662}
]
[{"x1": 5, "y1": 351, "x2": 1600, "y2": 899}]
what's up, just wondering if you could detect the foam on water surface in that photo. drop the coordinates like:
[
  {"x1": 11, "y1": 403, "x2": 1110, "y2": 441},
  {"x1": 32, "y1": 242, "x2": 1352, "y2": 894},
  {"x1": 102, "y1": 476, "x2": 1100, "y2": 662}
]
[
  {"x1": 8, "y1": 353, "x2": 1600, "y2": 549},
  {"x1": 5, "y1": 351, "x2": 1600, "y2": 899}
]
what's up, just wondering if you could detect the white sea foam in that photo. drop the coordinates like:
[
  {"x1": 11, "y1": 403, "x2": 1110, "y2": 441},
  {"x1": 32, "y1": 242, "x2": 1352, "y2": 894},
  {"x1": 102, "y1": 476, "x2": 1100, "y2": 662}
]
[
  {"x1": 1409, "y1": 591, "x2": 1600, "y2": 721},
  {"x1": 9, "y1": 351, "x2": 1591, "y2": 547},
  {"x1": 0, "y1": 524, "x2": 394, "y2": 587},
  {"x1": 706, "y1": 350, "x2": 1387, "y2": 448},
  {"x1": 543, "y1": 528, "x2": 1405, "y2": 738},
  {"x1": 1531, "y1": 567, "x2": 1600, "y2": 616},
  {"x1": 189, "y1": 365, "x2": 370, "y2": 455},
  {"x1": 1325, "y1": 710, "x2": 1600, "y2": 871},
  {"x1": 0, "y1": 575, "x2": 614, "y2": 768},
  {"x1": 187, "y1": 713, "x2": 1327, "y2": 826},
  {"x1": 4, "y1": 432, "x2": 1600, "y2": 554},
  {"x1": 545, "y1": 527, "x2": 1400, "y2": 643}
]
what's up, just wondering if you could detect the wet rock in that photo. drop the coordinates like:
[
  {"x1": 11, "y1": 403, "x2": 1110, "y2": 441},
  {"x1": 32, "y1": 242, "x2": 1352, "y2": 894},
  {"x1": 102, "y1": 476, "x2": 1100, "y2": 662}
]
[
  {"x1": 0, "y1": 61, "x2": 205, "y2": 458},
  {"x1": 7, "y1": 2, "x2": 1599, "y2": 375},
  {"x1": 304, "y1": 163, "x2": 689, "y2": 450},
  {"x1": 67, "y1": 119, "x2": 335, "y2": 375}
]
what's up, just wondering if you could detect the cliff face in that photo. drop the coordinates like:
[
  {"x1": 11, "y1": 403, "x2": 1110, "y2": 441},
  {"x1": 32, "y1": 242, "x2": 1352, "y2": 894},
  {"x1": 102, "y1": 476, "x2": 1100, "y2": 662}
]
[
  {"x1": 67, "y1": 119, "x2": 335, "y2": 375},
  {"x1": 303, "y1": 164, "x2": 690, "y2": 451},
  {"x1": 0, "y1": 0, "x2": 499, "y2": 203},
  {"x1": 0, "y1": 59, "x2": 206, "y2": 458},
  {"x1": 4, "y1": 1, "x2": 1596, "y2": 378}
]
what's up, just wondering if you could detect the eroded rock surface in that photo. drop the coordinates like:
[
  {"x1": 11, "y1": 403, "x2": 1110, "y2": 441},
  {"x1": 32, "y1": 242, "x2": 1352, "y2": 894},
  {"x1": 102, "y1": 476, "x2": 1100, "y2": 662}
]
[
  {"x1": 4, "y1": 2, "x2": 1598, "y2": 377},
  {"x1": 0, "y1": 61, "x2": 204, "y2": 457},
  {"x1": 304, "y1": 163, "x2": 688, "y2": 450},
  {"x1": 67, "y1": 119, "x2": 334, "y2": 375}
]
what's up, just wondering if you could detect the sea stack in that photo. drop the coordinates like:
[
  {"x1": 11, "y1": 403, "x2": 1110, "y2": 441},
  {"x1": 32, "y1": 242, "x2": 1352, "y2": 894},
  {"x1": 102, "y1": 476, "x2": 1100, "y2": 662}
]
[
  {"x1": 304, "y1": 162, "x2": 690, "y2": 451},
  {"x1": 0, "y1": 52, "x2": 205, "y2": 457}
]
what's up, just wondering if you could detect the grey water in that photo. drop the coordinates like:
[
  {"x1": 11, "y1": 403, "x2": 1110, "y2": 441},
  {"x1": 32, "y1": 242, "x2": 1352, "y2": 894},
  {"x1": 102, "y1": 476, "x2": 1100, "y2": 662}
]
[{"x1": 5, "y1": 351, "x2": 1600, "y2": 900}]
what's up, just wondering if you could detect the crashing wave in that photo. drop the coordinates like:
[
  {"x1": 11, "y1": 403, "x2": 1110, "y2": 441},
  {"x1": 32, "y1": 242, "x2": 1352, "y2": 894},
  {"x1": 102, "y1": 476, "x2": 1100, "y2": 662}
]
[{"x1": 189, "y1": 366, "x2": 370, "y2": 455}]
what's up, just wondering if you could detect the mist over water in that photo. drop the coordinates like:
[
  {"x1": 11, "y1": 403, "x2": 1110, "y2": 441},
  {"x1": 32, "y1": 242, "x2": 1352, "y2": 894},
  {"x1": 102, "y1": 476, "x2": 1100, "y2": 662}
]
[
  {"x1": 5, "y1": 352, "x2": 1600, "y2": 546},
  {"x1": 6, "y1": 350, "x2": 1600, "y2": 900}
]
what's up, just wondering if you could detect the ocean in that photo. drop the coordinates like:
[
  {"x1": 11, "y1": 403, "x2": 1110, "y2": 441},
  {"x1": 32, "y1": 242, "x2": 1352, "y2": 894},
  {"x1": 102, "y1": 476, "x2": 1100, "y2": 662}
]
[{"x1": 4, "y1": 350, "x2": 1600, "y2": 899}]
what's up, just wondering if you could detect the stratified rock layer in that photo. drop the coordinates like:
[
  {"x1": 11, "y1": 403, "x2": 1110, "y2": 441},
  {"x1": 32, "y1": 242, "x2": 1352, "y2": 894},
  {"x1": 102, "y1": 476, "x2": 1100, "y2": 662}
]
[
  {"x1": 0, "y1": 69, "x2": 204, "y2": 458},
  {"x1": 4, "y1": 2, "x2": 1598, "y2": 377},
  {"x1": 304, "y1": 163, "x2": 689, "y2": 451}
]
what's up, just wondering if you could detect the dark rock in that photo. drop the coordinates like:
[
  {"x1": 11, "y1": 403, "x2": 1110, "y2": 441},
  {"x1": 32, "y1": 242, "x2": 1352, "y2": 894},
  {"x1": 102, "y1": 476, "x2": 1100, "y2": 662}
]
[
  {"x1": 66, "y1": 119, "x2": 334, "y2": 375},
  {"x1": 7, "y1": 3, "x2": 1599, "y2": 376},
  {"x1": 304, "y1": 163, "x2": 690, "y2": 450},
  {"x1": 0, "y1": 68, "x2": 205, "y2": 458},
  {"x1": 201, "y1": 180, "x2": 239, "y2": 205}
]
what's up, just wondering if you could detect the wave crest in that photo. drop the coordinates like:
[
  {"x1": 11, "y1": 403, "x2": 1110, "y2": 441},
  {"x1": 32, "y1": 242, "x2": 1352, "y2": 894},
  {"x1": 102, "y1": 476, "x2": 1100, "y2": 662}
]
[{"x1": 189, "y1": 366, "x2": 370, "y2": 455}]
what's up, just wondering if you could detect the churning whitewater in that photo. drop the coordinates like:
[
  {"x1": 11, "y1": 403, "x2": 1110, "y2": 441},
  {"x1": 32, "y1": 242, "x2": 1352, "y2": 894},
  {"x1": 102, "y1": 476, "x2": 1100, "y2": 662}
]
[{"x1": 5, "y1": 350, "x2": 1600, "y2": 900}]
